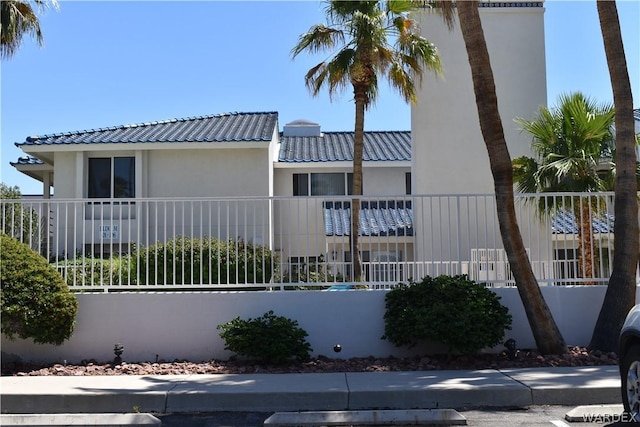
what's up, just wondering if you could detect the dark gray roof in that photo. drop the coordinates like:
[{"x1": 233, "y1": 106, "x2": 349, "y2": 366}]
[
  {"x1": 10, "y1": 156, "x2": 44, "y2": 166},
  {"x1": 16, "y1": 112, "x2": 278, "y2": 146},
  {"x1": 323, "y1": 200, "x2": 413, "y2": 237},
  {"x1": 634, "y1": 108, "x2": 640, "y2": 121},
  {"x1": 279, "y1": 131, "x2": 410, "y2": 162}
]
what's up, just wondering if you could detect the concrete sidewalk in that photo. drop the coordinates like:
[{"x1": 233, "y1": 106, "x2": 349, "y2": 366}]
[{"x1": 0, "y1": 366, "x2": 621, "y2": 415}]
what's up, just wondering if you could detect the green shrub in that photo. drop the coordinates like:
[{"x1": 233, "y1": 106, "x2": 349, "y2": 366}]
[
  {"x1": 136, "y1": 236, "x2": 277, "y2": 285},
  {"x1": 57, "y1": 256, "x2": 135, "y2": 287},
  {"x1": 382, "y1": 275, "x2": 512, "y2": 354},
  {"x1": 217, "y1": 310, "x2": 312, "y2": 364},
  {"x1": 0, "y1": 234, "x2": 78, "y2": 345}
]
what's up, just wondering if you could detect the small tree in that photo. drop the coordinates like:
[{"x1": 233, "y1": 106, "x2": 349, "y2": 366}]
[
  {"x1": 513, "y1": 92, "x2": 616, "y2": 283},
  {"x1": 1, "y1": 233, "x2": 78, "y2": 345}
]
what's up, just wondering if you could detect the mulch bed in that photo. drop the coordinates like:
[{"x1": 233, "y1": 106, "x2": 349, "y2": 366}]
[{"x1": 1, "y1": 346, "x2": 618, "y2": 376}]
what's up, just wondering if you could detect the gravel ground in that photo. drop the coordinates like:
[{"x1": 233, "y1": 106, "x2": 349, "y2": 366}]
[{"x1": 1, "y1": 346, "x2": 618, "y2": 376}]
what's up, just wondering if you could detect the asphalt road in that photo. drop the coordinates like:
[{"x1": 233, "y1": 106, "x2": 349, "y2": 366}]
[{"x1": 156, "y1": 405, "x2": 633, "y2": 427}]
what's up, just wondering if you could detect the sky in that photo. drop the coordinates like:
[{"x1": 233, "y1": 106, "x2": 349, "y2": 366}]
[{"x1": 1, "y1": 0, "x2": 639, "y2": 195}]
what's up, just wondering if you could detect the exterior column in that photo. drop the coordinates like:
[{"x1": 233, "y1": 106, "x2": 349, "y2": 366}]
[{"x1": 43, "y1": 172, "x2": 52, "y2": 199}]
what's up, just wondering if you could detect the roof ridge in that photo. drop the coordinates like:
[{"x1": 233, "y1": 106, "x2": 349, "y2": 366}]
[
  {"x1": 320, "y1": 130, "x2": 410, "y2": 134},
  {"x1": 278, "y1": 130, "x2": 410, "y2": 136},
  {"x1": 25, "y1": 111, "x2": 278, "y2": 142}
]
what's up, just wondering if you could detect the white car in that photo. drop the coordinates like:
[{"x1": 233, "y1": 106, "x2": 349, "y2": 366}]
[{"x1": 620, "y1": 304, "x2": 640, "y2": 421}]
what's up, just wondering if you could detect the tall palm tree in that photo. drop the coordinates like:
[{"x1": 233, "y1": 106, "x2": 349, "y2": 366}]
[
  {"x1": 590, "y1": 0, "x2": 639, "y2": 352},
  {"x1": 455, "y1": 0, "x2": 566, "y2": 354},
  {"x1": 292, "y1": 0, "x2": 441, "y2": 281},
  {"x1": 513, "y1": 93, "x2": 616, "y2": 284},
  {"x1": 1, "y1": 0, "x2": 57, "y2": 60}
]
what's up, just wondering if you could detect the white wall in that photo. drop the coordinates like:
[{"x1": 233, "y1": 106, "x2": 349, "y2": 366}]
[
  {"x1": 147, "y1": 148, "x2": 270, "y2": 197},
  {"x1": 51, "y1": 152, "x2": 77, "y2": 199},
  {"x1": 2, "y1": 287, "x2": 635, "y2": 365},
  {"x1": 411, "y1": 5, "x2": 547, "y2": 195}
]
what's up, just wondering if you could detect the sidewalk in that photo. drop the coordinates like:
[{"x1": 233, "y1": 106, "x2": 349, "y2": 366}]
[{"x1": 0, "y1": 366, "x2": 621, "y2": 415}]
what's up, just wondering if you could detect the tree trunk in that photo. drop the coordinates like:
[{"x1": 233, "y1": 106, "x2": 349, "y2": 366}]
[
  {"x1": 589, "y1": 0, "x2": 639, "y2": 352},
  {"x1": 575, "y1": 200, "x2": 597, "y2": 284},
  {"x1": 457, "y1": 1, "x2": 566, "y2": 354},
  {"x1": 351, "y1": 87, "x2": 366, "y2": 282}
]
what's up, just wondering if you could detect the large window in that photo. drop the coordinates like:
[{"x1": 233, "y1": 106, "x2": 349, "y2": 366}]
[
  {"x1": 88, "y1": 157, "x2": 135, "y2": 198},
  {"x1": 293, "y1": 173, "x2": 354, "y2": 196}
]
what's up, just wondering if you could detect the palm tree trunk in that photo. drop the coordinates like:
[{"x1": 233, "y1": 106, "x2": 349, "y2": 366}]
[
  {"x1": 457, "y1": 1, "x2": 566, "y2": 354},
  {"x1": 590, "y1": 0, "x2": 639, "y2": 352},
  {"x1": 351, "y1": 87, "x2": 366, "y2": 282},
  {"x1": 575, "y1": 200, "x2": 597, "y2": 284}
]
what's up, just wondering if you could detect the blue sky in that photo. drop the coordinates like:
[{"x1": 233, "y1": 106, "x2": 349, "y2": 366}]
[{"x1": 1, "y1": 0, "x2": 639, "y2": 194}]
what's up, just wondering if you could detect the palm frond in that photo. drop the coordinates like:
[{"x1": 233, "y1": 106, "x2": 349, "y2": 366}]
[
  {"x1": 292, "y1": 0, "x2": 441, "y2": 107},
  {"x1": 388, "y1": 60, "x2": 416, "y2": 102},
  {"x1": 291, "y1": 25, "x2": 344, "y2": 58},
  {"x1": 417, "y1": 0, "x2": 455, "y2": 29},
  {"x1": 514, "y1": 91, "x2": 618, "y2": 217},
  {"x1": 1, "y1": 0, "x2": 58, "y2": 59}
]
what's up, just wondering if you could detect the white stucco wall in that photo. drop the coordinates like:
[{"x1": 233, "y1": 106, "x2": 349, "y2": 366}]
[
  {"x1": 2, "y1": 287, "x2": 636, "y2": 365},
  {"x1": 411, "y1": 5, "x2": 547, "y2": 195},
  {"x1": 51, "y1": 152, "x2": 77, "y2": 199},
  {"x1": 146, "y1": 147, "x2": 270, "y2": 197}
]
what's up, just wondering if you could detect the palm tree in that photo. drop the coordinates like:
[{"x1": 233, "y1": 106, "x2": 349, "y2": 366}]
[
  {"x1": 292, "y1": 0, "x2": 441, "y2": 281},
  {"x1": 455, "y1": 0, "x2": 566, "y2": 354},
  {"x1": 1, "y1": 0, "x2": 57, "y2": 60},
  {"x1": 513, "y1": 92, "x2": 616, "y2": 284},
  {"x1": 590, "y1": 0, "x2": 639, "y2": 352}
]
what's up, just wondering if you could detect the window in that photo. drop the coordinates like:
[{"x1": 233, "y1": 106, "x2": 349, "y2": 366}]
[
  {"x1": 293, "y1": 174, "x2": 309, "y2": 196},
  {"x1": 293, "y1": 173, "x2": 354, "y2": 196},
  {"x1": 311, "y1": 173, "x2": 344, "y2": 195},
  {"x1": 88, "y1": 157, "x2": 135, "y2": 198},
  {"x1": 405, "y1": 172, "x2": 411, "y2": 195}
]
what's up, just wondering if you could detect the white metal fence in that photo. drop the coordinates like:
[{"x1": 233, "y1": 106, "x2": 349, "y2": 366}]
[{"x1": 1, "y1": 192, "x2": 634, "y2": 291}]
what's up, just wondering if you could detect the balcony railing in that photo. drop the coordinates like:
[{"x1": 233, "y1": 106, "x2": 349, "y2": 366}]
[{"x1": 1, "y1": 192, "x2": 633, "y2": 291}]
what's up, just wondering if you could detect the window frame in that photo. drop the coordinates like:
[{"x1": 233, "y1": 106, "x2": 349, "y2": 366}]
[
  {"x1": 293, "y1": 172, "x2": 355, "y2": 196},
  {"x1": 88, "y1": 156, "x2": 136, "y2": 200}
]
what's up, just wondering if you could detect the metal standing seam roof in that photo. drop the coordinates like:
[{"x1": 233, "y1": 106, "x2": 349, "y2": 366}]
[
  {"x1": 279, "y1": 131, "x2": 411, "y2": 162},
  {"x1": 323, "y1": 200, "x2": 413, "y2": 237},
  {"x1": 551, "y1": 210, "x2": 615, "y2": 234},
  {"x1": 15, "y1": 112, "x2": 279, "y2": 146}
]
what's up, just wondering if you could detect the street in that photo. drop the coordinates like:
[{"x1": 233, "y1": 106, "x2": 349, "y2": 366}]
[{"x1": 157, "y1": 405, "x2": 633, "y2": 426}]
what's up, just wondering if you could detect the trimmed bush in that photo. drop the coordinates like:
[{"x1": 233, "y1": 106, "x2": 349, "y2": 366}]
[
  {"x1": 217, "y1": 310, "x2": 312, "y2": 364},
  {"x1": 1, "y1": 234, "x2": 78, "y2": 345},
  {"x1": 57, "y1": 256, "x2": 135, "y2": 287},
  {"x1": 136, "y1": 236, "x2": 277, "y2": 285},
  {"x1": 382, "y1": 275, "x2": 512, "y2": 354}
]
